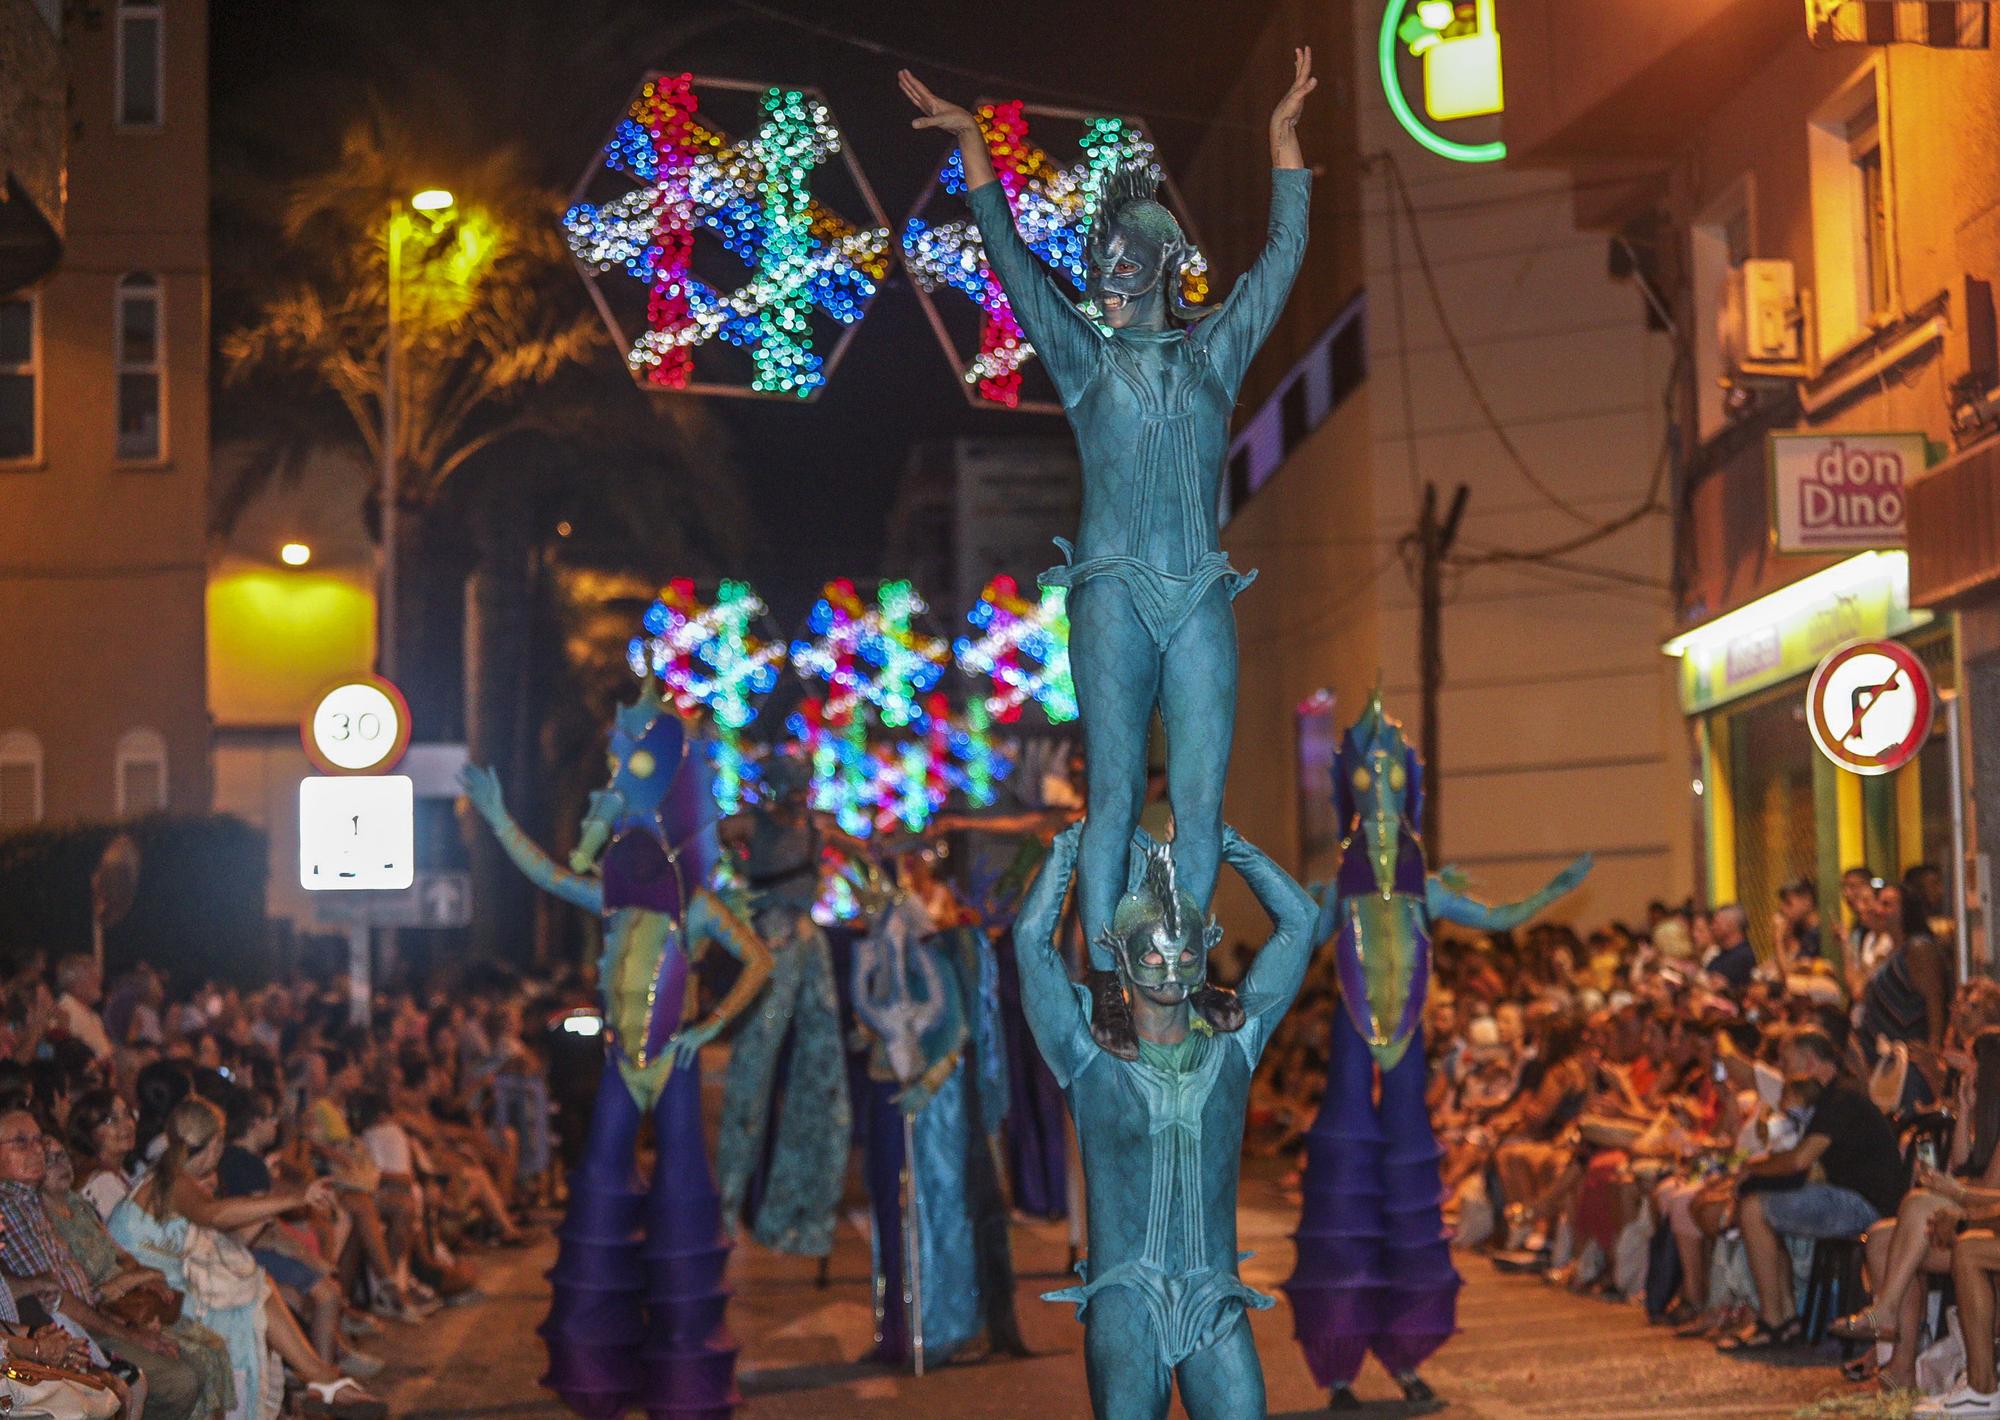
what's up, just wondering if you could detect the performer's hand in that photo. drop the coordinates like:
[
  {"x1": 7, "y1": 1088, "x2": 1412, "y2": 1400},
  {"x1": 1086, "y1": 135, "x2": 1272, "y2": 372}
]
[
  {"x1": 1269, "y1": 46, "x2": 1316, "y2": 167},
  {"x1": 898, "y1": 70, "x2": 981, "y2": 142},
  {"x1": 459, "y1": 764, "x2": 506, "y2": 823},
  {"x1": 669, "y1": 1019, "x2": 722, "y2": 1069},
  {"x1": 1548, "y1": 852, "x2": 1594, "y2": 897},
  {"x1": 894, "y1": 1079, "x2": 935, "y2": 1116}
]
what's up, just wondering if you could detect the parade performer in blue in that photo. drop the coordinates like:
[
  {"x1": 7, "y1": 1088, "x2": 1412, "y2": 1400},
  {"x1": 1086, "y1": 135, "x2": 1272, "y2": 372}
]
[
  {"x1": 1012, "y1": 821, "x2": 1318, "y2": 1419},
  {"x1": 852, "y1": 882, "x2": 1025, "y2": 1369},
  {"x1": 461, "y1": 683, "x2": 771, "y2": 1420},
  {"x1": 1282, "y1": 690, "x2": 1591, "y2": 1411},
  {"x1": 713, "y1": 758, "x2": 854, "y2": 1267},
  {"x1": 901, "y1": 48, "x2": 1317, "y2": 1057}
]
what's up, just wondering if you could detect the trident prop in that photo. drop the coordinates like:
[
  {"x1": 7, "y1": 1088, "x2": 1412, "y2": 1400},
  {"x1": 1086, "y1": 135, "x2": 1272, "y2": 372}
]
[{"x1": 852, "y1": 893, "x2": 946, "y2": 1376}]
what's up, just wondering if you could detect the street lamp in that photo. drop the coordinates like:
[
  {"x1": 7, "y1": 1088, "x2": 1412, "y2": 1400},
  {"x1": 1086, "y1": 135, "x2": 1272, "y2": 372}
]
[
  {"x1": 279, "y1": 541, "x2": 312, "y2": 567},
  {"x1": 381, "y1": 187, "x2": 454, "y2": 679}
]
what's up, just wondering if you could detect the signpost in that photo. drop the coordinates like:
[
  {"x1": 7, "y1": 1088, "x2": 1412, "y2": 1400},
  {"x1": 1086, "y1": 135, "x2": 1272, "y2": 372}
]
[
  {"x1": 1805, "y1": 638, "x2": 1936, "y2": 777},
  {"x1": 298, "y1": 677, "x2": 470, "y2": 1021}
]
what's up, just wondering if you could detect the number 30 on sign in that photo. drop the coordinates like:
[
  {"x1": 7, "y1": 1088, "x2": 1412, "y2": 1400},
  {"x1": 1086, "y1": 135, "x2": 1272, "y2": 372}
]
[{"x1": 303, "y1": 676, "x2": 412, "y2": 775}]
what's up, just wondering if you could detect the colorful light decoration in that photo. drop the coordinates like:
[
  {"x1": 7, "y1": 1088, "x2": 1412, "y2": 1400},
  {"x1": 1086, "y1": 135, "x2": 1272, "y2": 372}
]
[
  {"x1": 1380, "y1": 0, "x2": 1506, "y2": 164},
  {"x1": 901, "y1": 102, "x2": 1207, "y2": 411},
  {"x1": 565, "y1": 73, "x2": 892, "y2": 399},
  {"x1": 625, "y1": 577, "x2": 786, "y2": 816},
  {"x1": 953, "y1": 574, "x2": 1079, "y2": 724},
  {"x1": 789, "y1": 578, "x2": 949, "y2": 730},
  {"x1": 626, "y1": 577, "x2": 785, "y2": 729}
]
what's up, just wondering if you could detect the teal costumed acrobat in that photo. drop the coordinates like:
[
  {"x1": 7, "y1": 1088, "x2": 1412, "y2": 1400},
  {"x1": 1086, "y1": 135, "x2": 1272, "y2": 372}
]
[
  {"x1": 901, "y1": 46, "x2": 1322, "y2": 1420},
  {"x1": 901, "y1": 48, "x2": 1316, "y2": 1059}
]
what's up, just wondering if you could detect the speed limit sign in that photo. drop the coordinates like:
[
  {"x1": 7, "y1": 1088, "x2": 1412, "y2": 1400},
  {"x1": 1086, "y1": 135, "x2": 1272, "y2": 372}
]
[{"x1": 302, "y1": 675, "x2": 412, "y2": 775}]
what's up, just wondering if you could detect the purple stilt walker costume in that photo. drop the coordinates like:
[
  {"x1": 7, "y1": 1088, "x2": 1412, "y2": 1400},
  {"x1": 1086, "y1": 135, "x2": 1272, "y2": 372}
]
[
  {"x1": 1282, "y1": 692, "x2": 1590, "y2": 1409},
  {"x1": 463, "y1": 687, "x2": 774, "y2": 1419}
]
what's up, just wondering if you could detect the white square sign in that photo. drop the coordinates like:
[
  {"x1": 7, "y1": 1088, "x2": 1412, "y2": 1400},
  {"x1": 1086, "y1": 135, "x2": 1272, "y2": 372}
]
[{"x1": 300, "y1": 775, "x2": 415, "y2": 892}]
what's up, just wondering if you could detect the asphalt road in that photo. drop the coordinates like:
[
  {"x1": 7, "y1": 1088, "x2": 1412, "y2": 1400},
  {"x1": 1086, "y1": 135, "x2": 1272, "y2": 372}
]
[{"x1": 375, "y1": 1073, "x2": 1863, "y2": 1419}]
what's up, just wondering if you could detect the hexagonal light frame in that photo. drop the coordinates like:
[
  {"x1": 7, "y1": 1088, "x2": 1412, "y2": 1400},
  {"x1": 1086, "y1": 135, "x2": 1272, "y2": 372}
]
[
  {"x1": 900, "y1": 100, "x2": 1207, "y2": 415},
  {"x1": 564, "y1": 73, "x2": 893, "y2": 402}
]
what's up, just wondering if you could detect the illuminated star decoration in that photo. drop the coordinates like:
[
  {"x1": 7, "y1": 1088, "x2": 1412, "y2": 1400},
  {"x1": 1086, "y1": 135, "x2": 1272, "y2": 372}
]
[
  {"x1": 901, "y1": 102, "x2": 1208, "y2": 409},
  {"x1": 626, "y1": 577, "x2": 786, "y2": 814},
  {"x1": 789, "y1": 579, "x2": 949, "y2": 730},
  {"x1": 564, "y1": 73, "x2": 891, "y2": 399},
  {"x1": 953, "y1": 574, "x2": 1079, "y2": 724},
  {"x1": 783, "y1": 583, "x2": 1013, "y2": 837}
]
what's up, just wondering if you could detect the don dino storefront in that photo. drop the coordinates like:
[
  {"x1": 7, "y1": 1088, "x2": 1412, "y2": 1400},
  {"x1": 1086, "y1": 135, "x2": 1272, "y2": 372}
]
[{"x1": 1666, "y1": 551, "x2": 1959, "y2": 960}]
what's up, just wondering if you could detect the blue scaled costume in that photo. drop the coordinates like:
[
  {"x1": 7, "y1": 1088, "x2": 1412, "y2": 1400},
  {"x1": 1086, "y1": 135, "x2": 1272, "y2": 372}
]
[
  {"x1": 964, "y1": 164, "x2": 1310, "y2": 955},
  {"x1": 853, "y1": 893, "x2": 1023, "y2": 1368},
  {"x1": 714, "y1": 784, "x2": 852, "y2": 1260},
  {"x1": 1281, "y1": 693, "x2": 1591, "y2": 1407},
  {"x1": 1013, "y1": 823, "x2": 1318, "y2": 1420},
  {"x1": 463, "y1": 688, "x2": 773, "y2": 1420}
]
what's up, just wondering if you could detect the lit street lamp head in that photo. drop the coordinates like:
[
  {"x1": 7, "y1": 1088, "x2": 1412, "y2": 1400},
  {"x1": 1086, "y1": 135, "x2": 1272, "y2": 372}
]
[
  {"x1": 279, "y1": 542, "x2": 311, "y2": 567},
  {"x1": 410, "y1": 188, "x2": 454, "y2": 212}
]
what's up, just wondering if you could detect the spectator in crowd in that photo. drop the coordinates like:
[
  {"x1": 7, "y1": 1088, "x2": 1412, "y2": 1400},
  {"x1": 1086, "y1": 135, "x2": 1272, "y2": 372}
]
[
  {"x1": 109, "y1": 1098, "x2": 386, "y2": 1420},
  {"x1": 1859, "y1": 882, "x2": 1954, "y2": 1107},
  {"x1": 1723, "y1": 1028, "x2": 1904, "y2": 1350},
  {"x1": 0, "y1": 1106, "x2": 204, "y2": 1420},
  {"x1": 1773, "y1": 878, "x2": 1823, "y2": 970},
  {"x1": 58, "y1": 956, "x2": 115, "y2": 1065},
  {"x1": 1704, "y1": 906, "x2": 1756, "y2": 992},
  {"x1": 1834, "y1": 1029, "x2": 2000, "y2": 1386},
  {"x1": 41, "y1": 1134, "x2": 236, "y2": 1420}
]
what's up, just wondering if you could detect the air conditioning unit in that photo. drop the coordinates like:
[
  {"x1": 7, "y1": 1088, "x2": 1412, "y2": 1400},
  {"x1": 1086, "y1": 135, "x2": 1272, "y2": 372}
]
[{"x1": 1720, "y1": 258, "x2": 1809, "y2": 381}]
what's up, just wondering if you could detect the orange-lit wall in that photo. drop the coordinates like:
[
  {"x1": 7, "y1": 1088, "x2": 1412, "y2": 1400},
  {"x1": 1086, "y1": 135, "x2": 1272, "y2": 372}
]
[{"x1": 0, "y1": 0, "x2": 212, "y2": 821}]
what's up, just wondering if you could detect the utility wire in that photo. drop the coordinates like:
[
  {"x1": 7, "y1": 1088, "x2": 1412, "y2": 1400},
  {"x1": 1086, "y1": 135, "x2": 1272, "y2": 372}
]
[
  {"x1": 718, "y1": 0, "x2": 1263, "y2": 132},
  {"x1": 1376, "y1": 148, "x2": 1602, "y2": 529}
]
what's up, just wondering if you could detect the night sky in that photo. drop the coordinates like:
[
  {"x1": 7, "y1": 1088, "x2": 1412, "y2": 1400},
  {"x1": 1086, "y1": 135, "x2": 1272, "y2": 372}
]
[{"x1": 209, "y1": 0, "x2": 1280, "y2": 618}]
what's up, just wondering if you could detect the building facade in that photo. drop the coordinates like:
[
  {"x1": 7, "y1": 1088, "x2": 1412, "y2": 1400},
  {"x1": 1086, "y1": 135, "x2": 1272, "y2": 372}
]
[
  {"x1": 1502, "y1": 0, "x2": 1995, "y2": 962},
  {"x1": 0, "y1": 0, "x2": 212, "y2": 828},
  {"x1": 1202, "y1": 0, "x2": 1686, "y2": 928}
]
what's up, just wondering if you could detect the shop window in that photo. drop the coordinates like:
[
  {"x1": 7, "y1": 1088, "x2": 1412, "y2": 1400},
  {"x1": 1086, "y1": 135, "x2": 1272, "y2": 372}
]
[
  {"x1": 0, "y1": 732, "x2": 43, "y2": 828},
  {"x1": 114, "y1": 728, "x2": 166, "y2": 816},
  {"x1": 1691, "y1": 182, "x2": 1752, "y2": 441},
  {"x1": 1731, "y1": 693, "x2": 1819, "y2": 958},
  {"x1": 115, "y1": 2, "x2": 163, "y2": 128},
  {"x1": 1810, "y1": 69, "x2": 1897, "y2": 357},
  {"x1": 0, "y1": 295, "x2": 36, "y2": 463},
  {"x1": 115, "y1": 274, "x2": 164, "y2": 462}
]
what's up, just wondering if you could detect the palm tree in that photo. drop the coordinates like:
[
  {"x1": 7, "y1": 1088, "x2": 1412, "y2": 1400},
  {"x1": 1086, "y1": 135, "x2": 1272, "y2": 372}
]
[{"x1": 212, "y1": 0, "x2": 753, "y2": 961}]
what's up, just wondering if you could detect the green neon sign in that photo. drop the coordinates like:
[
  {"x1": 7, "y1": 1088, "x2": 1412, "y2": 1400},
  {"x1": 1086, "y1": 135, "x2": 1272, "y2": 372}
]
[{"x1": 1379, "y1": 0, "x2": 1506, "y2": 165}]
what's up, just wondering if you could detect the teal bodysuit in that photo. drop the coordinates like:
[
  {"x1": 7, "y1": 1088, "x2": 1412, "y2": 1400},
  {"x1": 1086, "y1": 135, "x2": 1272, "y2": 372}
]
[
  {"x1": 1013, "y1": 826, "x2": 1318, "y2": 1418},
  {"x1": 965, "y1": 169, "x2": 1311, "y2": 962}
]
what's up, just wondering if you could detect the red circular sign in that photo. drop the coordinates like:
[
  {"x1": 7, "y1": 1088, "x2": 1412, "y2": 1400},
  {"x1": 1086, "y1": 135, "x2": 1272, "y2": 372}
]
[
  {"x1": 1805, "y1": 639, "x2": 1935, "y2": 777},
  {"x1": 301, "y1": 674, "x2": 412, "y2": 776}
]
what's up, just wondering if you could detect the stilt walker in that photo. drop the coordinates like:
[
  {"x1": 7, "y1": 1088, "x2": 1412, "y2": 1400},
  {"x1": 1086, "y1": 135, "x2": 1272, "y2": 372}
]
[
  {"x1": 462, "y1": 685, "x2": 772, "y2": 1420},
  {"x1": 1281, "y1": 691, "x2": 1591, "y2": 1410}
]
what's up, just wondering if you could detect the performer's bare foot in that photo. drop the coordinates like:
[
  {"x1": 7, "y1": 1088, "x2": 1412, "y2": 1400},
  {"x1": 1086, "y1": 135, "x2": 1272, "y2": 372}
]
[
  {"x1": 1085, "y1": 970, "x2": 1139, "y2": 1060},
  {"x1": 1191, "y1": 982, "x2": 1245, "y2": 1034}
]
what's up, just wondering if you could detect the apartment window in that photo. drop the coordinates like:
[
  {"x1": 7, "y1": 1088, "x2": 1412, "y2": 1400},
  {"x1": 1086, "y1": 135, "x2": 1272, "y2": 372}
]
[
  {"x1": 0, "y1": 732, "x2": 43, "y2": 828},
  {"x1": 1692, "y1": 183, "x2": 1754, "y2": 441},
  {"x1": 1848, "y1": 101, "x2": 1891, "y2": 322},
  {"x1": 114, "y1": 728, "x2": 167, "y2": 816},
  {"x1": 115, "y1": 2, "x2": 163, "y2": 127},
  {"x1": 115, "y1": 274, "x2": 163, "y2": 461},
  {"x1": 1810, "y1": 70, "x2": 1896, "y2": 356},
  {"x1": 0, "y1": 296, "x2": 35, "y2": 463}
]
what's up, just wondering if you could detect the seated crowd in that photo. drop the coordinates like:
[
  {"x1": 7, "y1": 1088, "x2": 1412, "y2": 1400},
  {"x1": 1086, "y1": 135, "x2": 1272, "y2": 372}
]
[
  {"x1": 1252, "y1": 862, "x2": 2000, "y2": 1417},
  {"x1": 0, "y1": 949, "x2": 559, "y2": 1420}
]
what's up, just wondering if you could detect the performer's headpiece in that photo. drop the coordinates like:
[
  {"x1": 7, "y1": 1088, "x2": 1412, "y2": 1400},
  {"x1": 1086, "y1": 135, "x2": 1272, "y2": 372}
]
[
  {"x1": 1086, "y1": 161, "x2": 1209, "y2": 324},
  {"x1": 1100, "y1": 840, "x2": 1221, "y2": 1001}
]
